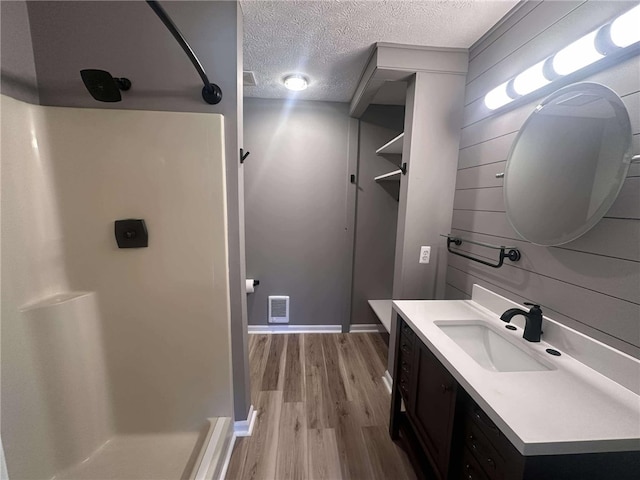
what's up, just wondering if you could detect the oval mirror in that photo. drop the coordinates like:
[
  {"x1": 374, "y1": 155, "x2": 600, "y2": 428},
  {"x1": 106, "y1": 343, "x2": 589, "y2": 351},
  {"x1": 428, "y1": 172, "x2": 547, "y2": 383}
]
[{"x1": 504, "y1": 82, "x2": 633, "y2": 246}]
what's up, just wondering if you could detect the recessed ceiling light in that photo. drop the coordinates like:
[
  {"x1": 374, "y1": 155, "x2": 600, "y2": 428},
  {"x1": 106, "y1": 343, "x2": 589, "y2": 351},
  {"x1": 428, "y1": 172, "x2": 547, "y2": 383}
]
[{"x1": 283, "y1": 74, "x2": 309, "y2": 91}]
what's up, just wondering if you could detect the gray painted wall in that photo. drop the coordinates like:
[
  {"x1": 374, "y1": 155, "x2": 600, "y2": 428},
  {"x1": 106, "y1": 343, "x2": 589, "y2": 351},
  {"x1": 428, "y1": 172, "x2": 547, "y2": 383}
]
[
  {"x1": 2, "y1": 1, "x2": 251, "y2": 420},
  {"x1": 393, "y1": 71, "x2": 467, "y2": 302},
  {"x1": 0, "y1": 1, "x2": 39, "y2": 103},
  {"x1": 350, "y1": 106, "x2": 403, "y2": 325},
  {"x1": 446, "y1": 0, "x2": 640, "y2": 358},
  {"x1": 244, "y1": 98, "x2": 352, "y2": 326}
]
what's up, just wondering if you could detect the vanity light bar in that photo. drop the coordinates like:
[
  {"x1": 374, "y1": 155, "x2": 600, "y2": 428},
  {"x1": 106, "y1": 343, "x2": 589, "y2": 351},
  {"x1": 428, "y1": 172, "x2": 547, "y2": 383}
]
[{"x1": 484, "y1": 4, "x2": 640, "y2": 111}]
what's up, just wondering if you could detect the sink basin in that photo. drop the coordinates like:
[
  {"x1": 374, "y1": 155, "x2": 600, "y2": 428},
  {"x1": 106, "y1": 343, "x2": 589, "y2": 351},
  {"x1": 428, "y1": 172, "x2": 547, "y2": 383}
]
[{"x1": 436, "y1": 321, "x2": 553, "y2": 372}]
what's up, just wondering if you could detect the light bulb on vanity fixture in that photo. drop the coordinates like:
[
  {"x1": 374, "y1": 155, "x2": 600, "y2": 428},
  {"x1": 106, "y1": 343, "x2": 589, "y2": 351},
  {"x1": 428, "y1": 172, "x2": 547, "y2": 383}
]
[
  {"x1": 283, "y1": 74, "x2": 309, "y2": 91},
  {"x1": 484, "y1": 81, "x2": 514, "y2": 110},
  {"x1": 484, "y1": 3, "x2": 640, "y2": 111},
  {"x1": 552, "y1": 30, "x2": 604, "y2": 76},
  {"x1": 513, "y1": 60, "x2": 550, "y2": 96},
  {"x1": 609, "y1": 4, "x2": 640, "y2": 48}
]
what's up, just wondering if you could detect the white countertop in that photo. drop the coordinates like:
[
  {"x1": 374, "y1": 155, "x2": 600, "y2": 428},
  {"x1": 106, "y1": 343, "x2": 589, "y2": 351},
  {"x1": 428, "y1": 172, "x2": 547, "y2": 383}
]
[{"x1": 392, "y1": 288, "x2": 640, "y2": 456}]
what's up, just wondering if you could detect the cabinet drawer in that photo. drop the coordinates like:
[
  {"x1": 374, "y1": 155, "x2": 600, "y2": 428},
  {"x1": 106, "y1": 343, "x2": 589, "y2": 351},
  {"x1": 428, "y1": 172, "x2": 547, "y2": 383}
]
[
  {"x1": 464, "y1": 416, "x2": 505, "y2": 480},
  {"x1": 401, "y1": 321, "x2": 416, "y2": 341},
  {"x1": 464, "y1": 397, "x2": 524, "y2": 478},
  {"x1": 399, "y1": 355, "x2": 412, "y2": 375},
  {"x1": 399, "y1": 371, "x2": 411, "y2": 400},
  {"x1": 400, "y1": 328, "x2": 415, "y2": 354},
  {"x1": 467, "y1": 399, "x2": 503, "y2": 444},
  {"x1": 461, "y1": 447, "x2": 491, "y2": 480}
]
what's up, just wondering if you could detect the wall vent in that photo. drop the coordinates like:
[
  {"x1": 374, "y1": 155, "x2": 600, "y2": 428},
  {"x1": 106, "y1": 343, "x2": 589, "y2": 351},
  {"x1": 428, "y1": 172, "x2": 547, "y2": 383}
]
[
  {"x1": 243, "y1": 71, "x2": 257, "y2": 87},
  {"x1": 268, "y1": 296, "x2": 289, "y2": 324}
]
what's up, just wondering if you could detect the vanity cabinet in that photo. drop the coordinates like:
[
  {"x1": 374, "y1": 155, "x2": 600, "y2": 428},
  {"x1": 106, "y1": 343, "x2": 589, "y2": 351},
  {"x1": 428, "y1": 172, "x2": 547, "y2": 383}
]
[
  {"x1": 390, "y1": 316, "x2": 640, "y2": 480},
  {"x1": 393, "y1": 320, "x2": 458, "y2": 479},
  {"x1": 460, "y1": 396, "x2": 524, "y2": 480}
]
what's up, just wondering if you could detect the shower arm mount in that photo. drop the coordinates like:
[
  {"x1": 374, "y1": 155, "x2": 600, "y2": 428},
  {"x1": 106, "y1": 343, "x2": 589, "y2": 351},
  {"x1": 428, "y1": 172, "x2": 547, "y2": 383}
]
[{"x1": 146, "y1": 0, "x2": 222, "y2": 105}]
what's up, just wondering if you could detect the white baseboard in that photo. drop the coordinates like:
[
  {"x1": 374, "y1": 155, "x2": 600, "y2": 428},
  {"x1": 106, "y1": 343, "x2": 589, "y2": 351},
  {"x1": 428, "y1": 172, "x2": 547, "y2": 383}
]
[
  {"x1": 192, "y1": 417, "x2": 233, "y2": 480},
  {"x1": 216, "y1": 434, "x2": 236, "y2": 480},
  {"x1": 349, "y1": 323, "x2": 387, "y2": 333},
  {"x1": 382, "y1": 370, "x2": 393, "y2": 395},
  {"x1": 248, "y1": 324, "x2": 342, "y2": 334},
  {"x1": 234, "y1": 405, "x2": 257, "y2": 437}
]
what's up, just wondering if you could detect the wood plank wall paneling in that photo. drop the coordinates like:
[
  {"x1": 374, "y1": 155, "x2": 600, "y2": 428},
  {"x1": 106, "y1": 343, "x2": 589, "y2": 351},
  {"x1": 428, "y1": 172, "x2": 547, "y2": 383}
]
[{"x1": 447, "y1": 0, "x2": 640, "y2": 358}]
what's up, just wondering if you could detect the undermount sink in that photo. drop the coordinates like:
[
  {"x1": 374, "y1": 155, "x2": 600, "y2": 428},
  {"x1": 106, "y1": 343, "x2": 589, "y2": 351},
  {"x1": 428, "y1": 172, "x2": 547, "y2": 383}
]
[{"x1": 436, "y1": 321, "x2": 553, "y2": 372}]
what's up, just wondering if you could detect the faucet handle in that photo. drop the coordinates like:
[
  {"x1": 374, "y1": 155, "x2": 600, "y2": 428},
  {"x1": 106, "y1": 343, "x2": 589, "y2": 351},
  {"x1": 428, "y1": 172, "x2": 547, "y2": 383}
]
[{"x1": 524, "y1": 302, "x2": 542, "y2": 315}]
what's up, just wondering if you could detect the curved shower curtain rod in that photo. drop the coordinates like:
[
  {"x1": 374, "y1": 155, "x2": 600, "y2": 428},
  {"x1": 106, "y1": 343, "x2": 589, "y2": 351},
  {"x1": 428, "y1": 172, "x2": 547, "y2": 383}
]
[{"x1": 146, "y1": 0, "x2": 222, "y2": 105}]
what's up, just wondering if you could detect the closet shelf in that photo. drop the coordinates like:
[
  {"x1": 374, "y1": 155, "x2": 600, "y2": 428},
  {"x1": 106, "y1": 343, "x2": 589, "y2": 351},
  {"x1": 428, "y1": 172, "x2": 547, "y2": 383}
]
[
  {"x1": 374, "y1": 169, "x2": 402, "y2": 182},
  {"x1": 375, "y1": 132, "x2": 404, "y2": 156}
]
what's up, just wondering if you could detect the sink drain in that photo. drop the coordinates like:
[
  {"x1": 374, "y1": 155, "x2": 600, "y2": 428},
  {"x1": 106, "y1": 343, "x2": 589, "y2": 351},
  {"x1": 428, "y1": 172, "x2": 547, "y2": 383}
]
[{"x1": 546, "y1": 348, "x2": 561, "y2": 356}]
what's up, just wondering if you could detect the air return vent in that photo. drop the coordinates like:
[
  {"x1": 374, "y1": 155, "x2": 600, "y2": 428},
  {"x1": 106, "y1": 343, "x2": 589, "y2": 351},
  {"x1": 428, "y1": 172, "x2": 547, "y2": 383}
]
[
  {"x1": 268, "y1": 296, "x2": 289, "y2": 324},
  {"x1": 243, "y1": 71, "x2": 257, "y2": 87}
]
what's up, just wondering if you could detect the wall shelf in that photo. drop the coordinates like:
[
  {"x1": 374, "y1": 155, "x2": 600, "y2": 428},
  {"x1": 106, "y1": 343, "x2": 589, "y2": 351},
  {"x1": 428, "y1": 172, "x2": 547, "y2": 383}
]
[
  {"x1": 375, "y1": 132, "x2": 404, "y2": 156},
  {"x1": 376, "y1": 133, "x2": 404, "y2": 167},
  {"x1": 374, "y1": 169, "x2": 402, "y2": 183}
]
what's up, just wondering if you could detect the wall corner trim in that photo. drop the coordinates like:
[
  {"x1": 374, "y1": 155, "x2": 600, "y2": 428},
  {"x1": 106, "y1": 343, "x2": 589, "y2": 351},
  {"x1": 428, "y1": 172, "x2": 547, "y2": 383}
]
[{"x1": 234, "y1": 405, "x2": 257, "y2": 437}]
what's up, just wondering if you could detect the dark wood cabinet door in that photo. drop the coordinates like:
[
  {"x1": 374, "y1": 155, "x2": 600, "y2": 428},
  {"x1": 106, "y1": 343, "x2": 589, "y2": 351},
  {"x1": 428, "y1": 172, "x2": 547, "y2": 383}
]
[{"x1": 408, "y1": 340, "x2": 457, "y2": 479}]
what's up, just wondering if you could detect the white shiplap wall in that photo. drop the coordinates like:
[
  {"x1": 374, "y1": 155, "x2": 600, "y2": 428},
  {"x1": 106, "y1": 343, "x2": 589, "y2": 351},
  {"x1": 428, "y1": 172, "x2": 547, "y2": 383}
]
[{"x1": 446, "y1": 0, "x2": 640, "y2": 358}]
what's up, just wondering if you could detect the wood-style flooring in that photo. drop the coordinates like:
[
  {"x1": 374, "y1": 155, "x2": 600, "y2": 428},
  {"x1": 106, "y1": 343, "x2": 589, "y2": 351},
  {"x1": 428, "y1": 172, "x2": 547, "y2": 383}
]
[{"x1": 225, "y1": 333, "x2": 416, "y2": 480}]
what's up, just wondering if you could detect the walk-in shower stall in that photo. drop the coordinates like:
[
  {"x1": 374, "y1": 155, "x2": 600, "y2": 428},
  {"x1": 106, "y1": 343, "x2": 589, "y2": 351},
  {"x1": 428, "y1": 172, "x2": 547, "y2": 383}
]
[{"x1": 1, "y1": 95, "x2": 235, "y2": 479}]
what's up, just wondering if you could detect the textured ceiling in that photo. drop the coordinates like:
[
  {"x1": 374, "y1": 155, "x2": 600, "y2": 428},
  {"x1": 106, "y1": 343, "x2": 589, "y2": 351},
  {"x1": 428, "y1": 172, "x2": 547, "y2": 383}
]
[{"x1": 241, "y1": 0, "x2": 519, "y2": 102}]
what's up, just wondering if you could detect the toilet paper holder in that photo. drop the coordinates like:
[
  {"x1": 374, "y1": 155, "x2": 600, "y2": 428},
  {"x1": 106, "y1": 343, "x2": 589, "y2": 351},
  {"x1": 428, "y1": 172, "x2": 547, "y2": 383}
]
[{"x1": 245, "y1": 278, "x2": 260, "y2": 294}]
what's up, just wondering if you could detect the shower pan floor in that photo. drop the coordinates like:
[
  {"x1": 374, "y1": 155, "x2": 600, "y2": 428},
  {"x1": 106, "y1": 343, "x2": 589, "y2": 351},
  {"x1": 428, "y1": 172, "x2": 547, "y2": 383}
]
[{"x1": 55, "y1": 431, "x2": 204, "y2": 480}]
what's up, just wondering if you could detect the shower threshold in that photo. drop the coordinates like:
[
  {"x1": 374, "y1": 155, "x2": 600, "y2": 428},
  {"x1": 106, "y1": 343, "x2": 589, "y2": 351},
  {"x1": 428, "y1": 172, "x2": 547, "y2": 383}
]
[{"x1": 53, "y1": 418, "x2": 232, "y2": 480}]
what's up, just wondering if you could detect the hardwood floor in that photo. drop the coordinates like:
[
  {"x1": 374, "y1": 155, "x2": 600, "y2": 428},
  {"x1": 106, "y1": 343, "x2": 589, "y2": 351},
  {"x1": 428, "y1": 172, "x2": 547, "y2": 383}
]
[{"x1": 225, "y1": 333, "x2": 416, "y2": 480}]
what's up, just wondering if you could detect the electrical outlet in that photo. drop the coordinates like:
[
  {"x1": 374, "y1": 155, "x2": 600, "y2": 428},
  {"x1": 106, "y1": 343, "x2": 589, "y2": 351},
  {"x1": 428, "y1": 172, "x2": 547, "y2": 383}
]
[{"x1": 419, "y1": 246, "x2": 431, "y2": 264}]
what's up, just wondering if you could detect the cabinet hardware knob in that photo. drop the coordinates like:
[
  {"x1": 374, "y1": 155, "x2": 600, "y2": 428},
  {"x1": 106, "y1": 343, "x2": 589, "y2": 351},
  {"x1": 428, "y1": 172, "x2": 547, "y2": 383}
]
[
  {"x1": 441, "y1": 384, "x2": 452, "y2": 393},
  {"x1": 486, "y1": 457, "x2": 495, "y2": 468}
]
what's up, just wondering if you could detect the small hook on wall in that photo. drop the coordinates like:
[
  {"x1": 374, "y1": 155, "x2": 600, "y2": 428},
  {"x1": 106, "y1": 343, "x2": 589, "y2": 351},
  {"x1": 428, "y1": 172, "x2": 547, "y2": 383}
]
[{"x1": 240, "y1": 148, "x2": 250, "y2": 164}]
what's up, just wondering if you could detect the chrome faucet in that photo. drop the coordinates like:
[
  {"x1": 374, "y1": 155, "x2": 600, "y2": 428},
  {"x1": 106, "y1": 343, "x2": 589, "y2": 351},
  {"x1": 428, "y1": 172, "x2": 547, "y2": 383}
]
[{"x1": 500, "y1": 302, "x2": 543, "y2": 342}]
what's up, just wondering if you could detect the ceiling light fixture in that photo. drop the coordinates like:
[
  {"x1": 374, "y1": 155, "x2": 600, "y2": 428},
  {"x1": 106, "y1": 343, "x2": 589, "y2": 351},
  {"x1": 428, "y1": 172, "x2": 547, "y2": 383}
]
[
  {"x1": 283, "y1": 74, "x2": 309, "y2": 91},
  {"x1": 484, "y1": 4, "x2": 640, "y2": 111}
]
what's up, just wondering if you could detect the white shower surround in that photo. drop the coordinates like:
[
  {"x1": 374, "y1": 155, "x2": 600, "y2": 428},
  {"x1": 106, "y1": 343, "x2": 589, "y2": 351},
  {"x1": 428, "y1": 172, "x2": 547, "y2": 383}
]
[{"x1": 0, "y1": 95, "x2": 234, "y2": 479}]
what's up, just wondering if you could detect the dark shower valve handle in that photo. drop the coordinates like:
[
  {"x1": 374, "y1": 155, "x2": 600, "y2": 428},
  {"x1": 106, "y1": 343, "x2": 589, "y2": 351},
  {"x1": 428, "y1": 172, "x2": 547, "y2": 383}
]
[{"x1": 114, "y1": 219, "x2": 148, "y2": 248}]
